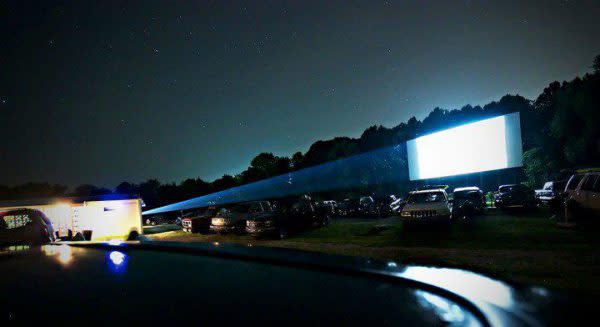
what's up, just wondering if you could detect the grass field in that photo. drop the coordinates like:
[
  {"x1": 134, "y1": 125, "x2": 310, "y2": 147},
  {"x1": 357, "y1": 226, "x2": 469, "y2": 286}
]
[{"x1": 145, "y1": 209, "x2": 600, "y2": 294}]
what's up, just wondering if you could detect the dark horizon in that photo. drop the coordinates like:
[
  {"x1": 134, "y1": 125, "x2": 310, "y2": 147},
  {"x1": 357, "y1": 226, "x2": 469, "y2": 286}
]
[{"x1": 1, "y1": 0, "x2": 599, "y2": 188}]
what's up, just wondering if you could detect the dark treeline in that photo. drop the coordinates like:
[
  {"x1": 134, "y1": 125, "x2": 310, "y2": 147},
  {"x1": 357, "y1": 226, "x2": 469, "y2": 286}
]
[{"x1": 2, "y1": 56, "x2": 599, "y2": 209}]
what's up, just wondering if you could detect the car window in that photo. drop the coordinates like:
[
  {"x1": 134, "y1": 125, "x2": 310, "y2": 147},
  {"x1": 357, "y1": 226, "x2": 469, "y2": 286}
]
[
  {"x1": 1, "y1": 212, "x2": 33, "y2": 229},
  {"x1": 566, "y1": 174, "x2": 584, "y2": 190},
  {"x1": 543, "y1": 182, "x2": 552, "y2": 190},
  {"x1": 581, "y1": 175, "x2": 598, "y2": 191},
  {"x1": 37, "y1": 211, "x2": 52, "y2": 226},
  {"x1": 408, "y1": 192, "x2": 445, "y2": 203},
  {"x1": 593, "y1": 175, "x2": 600, "y2": 192},
  {"x1": 468, "y1": 192, "x2": 482, "y2": 200}
]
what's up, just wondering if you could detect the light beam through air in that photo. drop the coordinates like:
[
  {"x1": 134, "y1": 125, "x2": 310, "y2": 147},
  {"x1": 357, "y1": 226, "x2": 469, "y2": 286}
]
[{"x1": 143, "y1": 113, "x2": 523, "y2": 215}]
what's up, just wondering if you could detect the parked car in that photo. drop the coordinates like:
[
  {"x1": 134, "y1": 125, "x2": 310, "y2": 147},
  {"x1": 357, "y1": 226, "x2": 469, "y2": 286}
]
[
  {"x1": 337, "y1": 198, "x2": 360, "y2": 217},
  {"x1": 494, "y1": 184, "x2": 537, "y2": 209},
  {"x1": 144, "y1": 216, "x2": 169, "y2": 226},
  {"x1": 316, "y1": 200, "x2": 337, "y2": 216},
  {"x1": 0, "y1": 208, "x2": 55, "y2": 245},
  {"x1": 246, "y1": 195, "x2": 329, "y2": 239},
  {"x1": 535, "y1": 180, "x2": 567, "y2": 204},
  {"x1": 210, "y1": 201, "x2": 273, "y2": 234},
  {"x1": 182, "y1": 206, "x2": 219, "y2": 234},
  {"x1": 373, "y1": 195, "x2": 396, "y2": 217},
  {"x1": 359, "y1": 196, "x2": 379, "y2": 216},
  {"x1": 451, "y1": 186, "x2": 486, "y2": 219},
  {"x1": 389, "y1": 196, "x2": 405, "y2": 213},
  {"x1": 564, "y1": 170, "x2": 600, "y2": 222},
  {"x1": 563, "y1": 172, "x2": 587, "y2": 199},
  {"x1": 400, "y1": 189, "x2": 452, "y2": 224}
]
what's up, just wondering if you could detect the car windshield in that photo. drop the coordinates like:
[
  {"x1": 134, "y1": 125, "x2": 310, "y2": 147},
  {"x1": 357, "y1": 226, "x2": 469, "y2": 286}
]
[
  {"x1": 454, "y1": 191, "x2": 479, "y2": 200},
  {"x1": 499, "y1": 186, "x2": 516, "y2": 193},
  {"x1": 407, "y1": 192, "x2": 445, "y2": 204},
  {"x1": 2, "y1": 1, "x2": 599, "y2": 311}
]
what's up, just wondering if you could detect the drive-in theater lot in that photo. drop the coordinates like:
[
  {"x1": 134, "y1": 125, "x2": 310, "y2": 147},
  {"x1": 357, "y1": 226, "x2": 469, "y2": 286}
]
[{"x1": 145, "y1": 208, "x2": 600, "y2": 295}]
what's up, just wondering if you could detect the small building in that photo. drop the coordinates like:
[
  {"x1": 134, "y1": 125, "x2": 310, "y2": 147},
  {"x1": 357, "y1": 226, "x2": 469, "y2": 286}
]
[{"x1": 0, "y1": 194, "x2": 144, "y2": 241}]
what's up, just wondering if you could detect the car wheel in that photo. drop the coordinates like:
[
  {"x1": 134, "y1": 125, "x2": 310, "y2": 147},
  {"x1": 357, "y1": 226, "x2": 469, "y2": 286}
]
[{"x1": 278, "y1": 227, "x2": 288, "y2": 239}]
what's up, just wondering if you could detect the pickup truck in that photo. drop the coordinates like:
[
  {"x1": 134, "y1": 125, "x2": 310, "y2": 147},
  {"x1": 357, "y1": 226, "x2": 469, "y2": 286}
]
[
  {"x1": 246, "y1": 196, "x2": 330, "y2": 239},
  {"x1": 182, "y1": 206, "x2": 219, "y2": 234},
  {"x1": 210, "y1": 201, "x2": 273, "y2": 234}
]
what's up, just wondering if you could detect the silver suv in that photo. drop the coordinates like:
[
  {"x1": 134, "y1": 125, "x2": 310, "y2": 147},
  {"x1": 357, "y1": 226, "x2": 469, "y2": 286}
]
[
  {"x1": 564, "y1": 171, "x2": 600, "y2": 222},
  {"x1": 400, "y1": 189, "x2": 452, "y2": 223}
]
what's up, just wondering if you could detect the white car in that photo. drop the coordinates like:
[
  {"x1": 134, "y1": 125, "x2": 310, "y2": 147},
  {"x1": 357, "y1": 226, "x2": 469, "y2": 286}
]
[
  {"x1": 564, "y1": 171, "x2": 600, "y2": 222},
  {"x1": 400, "y1": 189, "x2": 452, "y2": 223}
]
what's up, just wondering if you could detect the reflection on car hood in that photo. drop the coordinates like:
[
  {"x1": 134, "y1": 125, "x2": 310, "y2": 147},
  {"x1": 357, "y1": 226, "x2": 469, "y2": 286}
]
[{"x1": 0, "y1": 241, "x2": 592, "y2": 326}]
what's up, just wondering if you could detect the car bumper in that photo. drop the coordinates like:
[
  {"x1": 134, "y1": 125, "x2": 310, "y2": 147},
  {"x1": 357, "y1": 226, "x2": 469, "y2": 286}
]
[
  {"x1": 210, "y1": 225, "x2": 237, "y2": 233},
  {"x1": 401, "y1": 214, "x2": 451, "y2": 223}
]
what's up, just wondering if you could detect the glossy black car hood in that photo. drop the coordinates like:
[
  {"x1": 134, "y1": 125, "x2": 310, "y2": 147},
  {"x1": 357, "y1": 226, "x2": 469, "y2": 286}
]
[{"x1": 0, "y1": 241, "x2": 591, "y2": 326}]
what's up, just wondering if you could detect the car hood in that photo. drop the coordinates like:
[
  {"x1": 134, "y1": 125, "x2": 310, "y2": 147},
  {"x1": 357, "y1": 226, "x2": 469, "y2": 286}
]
[
  {"x1": 403, "y1": 202, "x2": 449, "y2": 211},
  {"x1": 0, "y1": 241, "x2": 592, "y2": 326},
  {"x1": 247, "y1": 213, "x2": 279, "y2": 222}
]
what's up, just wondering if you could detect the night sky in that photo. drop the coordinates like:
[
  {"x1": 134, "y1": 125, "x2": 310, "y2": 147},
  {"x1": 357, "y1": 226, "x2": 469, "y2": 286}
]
[{"x1": 1, "y1": 1, "x2": 598, "y2": 188}]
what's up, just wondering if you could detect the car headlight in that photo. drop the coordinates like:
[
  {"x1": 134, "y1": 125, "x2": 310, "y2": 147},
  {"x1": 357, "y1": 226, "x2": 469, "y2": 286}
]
[
  {"x1": 212, "y1": 218, "x2": 225, "y2": 226},
  {"x1": 400, "y1": 211, "x2": 411, "y2": 217}
]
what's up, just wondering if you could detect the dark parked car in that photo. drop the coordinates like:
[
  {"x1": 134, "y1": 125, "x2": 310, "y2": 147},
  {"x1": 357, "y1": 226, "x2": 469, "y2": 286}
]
[
  {"x1": 373, "y1": 195, "x2": 397, "y2": 217},
  {"x1": 389, "y1": 195, "x2": 405, "y2": 214},
  {"x1": 1, "y1": 241, "x2": 590, "y2": 325},
  {"x1": 358, "y1": 196, "x2": 379, "y2": 216},
  {"x1": 182, "y1": 206, "x2": 219, "y2": 234},
  {"x1": 494, "y1": 184, "x2": 538, "y2": 209},
  {"x1": 535, "y1": 180, "x2": 567, "y2": 204},
  {"x1": 210, "y1": 201, "x2": 273, "y2": 234},
  {"x1": 144, "y1": 216, "x2": 170, "y2": 226},
  {"x1": 315, "y1": 200, "x2": 337, "y2": 216},
  {"x1": 0, "y1": 208, "x2": 55, "y2": 246},
  {"x1": 246, "y1": 196, "x2": 329, "y2": 239},
  {"x1": 337, "y1": 198, "x2": 360, "y2": 217},
  {"x1": 451, "y1": 187, "x2": 486, "y2": 219}
]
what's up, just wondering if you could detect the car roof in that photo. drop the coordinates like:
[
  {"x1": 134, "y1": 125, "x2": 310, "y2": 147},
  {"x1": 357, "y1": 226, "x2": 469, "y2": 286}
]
[
  {"x1": 410, "y1": 189, "x2": 446, "y2": 194},
  {"x1": 499, "y1": 184, "x2": 517, "y2": 188},
  {"x1": 574, "y1": 167, "x2": 600, "y2": 173},
  {"x1": 453, "y1": 186, "x2": 480, "y2": 192}
]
